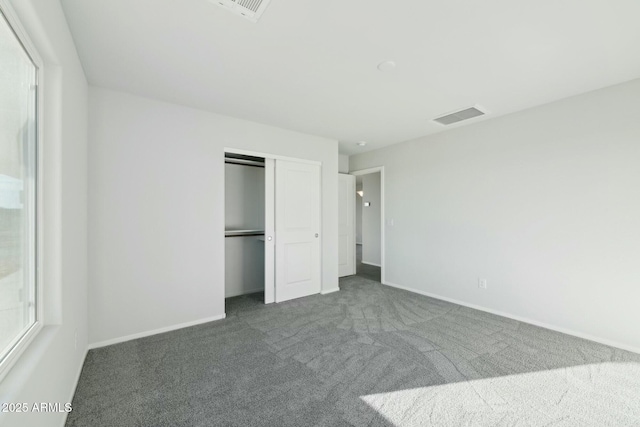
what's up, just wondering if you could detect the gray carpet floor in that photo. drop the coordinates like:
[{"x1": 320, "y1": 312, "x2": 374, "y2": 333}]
[{"x1": 66, "y1": 278, "x2": 640, "y2": 426}]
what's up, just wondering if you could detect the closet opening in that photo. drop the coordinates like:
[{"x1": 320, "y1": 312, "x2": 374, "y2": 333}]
[
  {"x1": 224, "y1": 148, "x2": 322, "y2": 311},
  {"x1": 224, "y1": 153, "x2": 266, "y2": 305}
]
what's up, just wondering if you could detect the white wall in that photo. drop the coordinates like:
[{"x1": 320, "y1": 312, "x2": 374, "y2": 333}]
[
  {"x1": 0, "y1": 1, "x2": 88, "y2": 426},
  {"x1": 225, "y1": 163, "x2": 264, "y2": 231},
  {"x1": 339, "y1": 154, "x2": 349, "y2": 173},
  {"x1": 89, "y1": 87, "x2": 339, "y2": 346},
  {"x1": 225, "y1": 163, "x2": 265, "y2": 297},
  {"x1": 361, "y1": 173, "x2": 381, "y2": 266},
  {"x1": 225, "y1": 237, "x2": 264, "y2": 297},
  {"x1": 350, "y1": 78, "x2": 640, "y2": 352}
]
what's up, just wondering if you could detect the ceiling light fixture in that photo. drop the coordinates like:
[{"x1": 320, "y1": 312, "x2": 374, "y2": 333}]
[
  {"x1": 357, "y1": 141, "x2": 367, "y2": 147},
  {"x1": 377, "y1": 61, "x2": 396, "y2": 72}
]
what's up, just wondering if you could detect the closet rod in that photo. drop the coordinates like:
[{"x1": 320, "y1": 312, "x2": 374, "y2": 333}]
[
  {"x1": 225, "y1": 158, "x2": 265, "y2": 168},
  {"x1": 225, "y1": 230, "x2": 265, "y2": 237}
]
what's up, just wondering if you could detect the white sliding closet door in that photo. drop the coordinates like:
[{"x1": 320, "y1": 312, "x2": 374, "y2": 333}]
[
  {"x1": 275, "y1": 160, "x2": 321, "y2": 302},
  {"x1": 338, "y1": 174, "x2": 356, "y2": 277}
]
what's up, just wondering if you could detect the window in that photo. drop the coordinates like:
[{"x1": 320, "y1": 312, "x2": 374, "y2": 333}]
[{"x1": 0, "y1": 3, "x2": 40, "y2": 377}]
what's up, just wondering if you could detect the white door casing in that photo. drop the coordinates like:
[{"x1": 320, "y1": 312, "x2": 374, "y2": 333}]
[
  {"x1": 264, "y1": 158, "x2": 275, "y2": 304},
  {"x1": 275, "y1": 160, "x2": 321, "y2": 302},
  {"x1": 338, "y1": 174, "x2": 356, "y2": 277}
]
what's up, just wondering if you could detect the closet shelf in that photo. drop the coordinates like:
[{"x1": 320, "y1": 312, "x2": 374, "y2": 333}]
[{"x1": 225, "y1": 229, "x2": 265, "y2": 237}]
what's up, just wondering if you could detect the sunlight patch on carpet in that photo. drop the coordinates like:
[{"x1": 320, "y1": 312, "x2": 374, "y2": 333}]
[{"x1": 360, "y1": 362, "x2": 640, "y2": 426}]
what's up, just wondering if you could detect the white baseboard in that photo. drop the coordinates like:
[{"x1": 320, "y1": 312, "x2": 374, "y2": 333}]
[
  {"x1": 88, "y1": 314, "x2": 226, "y2": 350},
  {"x1": 383, "y1": 281, "x2": 640, "y2": 355},
  {"x1": 362, "y1": 261, "x2": 381, "y2": 267},
  {"x1": 321, "y1": 287, "x2": 340, "y2": 295},
  {"x1": 61, "y1": 346, "x2": 88, "y2": 427}
]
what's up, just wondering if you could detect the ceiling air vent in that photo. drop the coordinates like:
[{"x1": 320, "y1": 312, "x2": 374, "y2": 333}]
[
  {"x1": 434, "y1": 106, "x2": 486, "y2": 126},
  {"x1": 211, "y1": 0, "x2": 272, "y2": 23}
]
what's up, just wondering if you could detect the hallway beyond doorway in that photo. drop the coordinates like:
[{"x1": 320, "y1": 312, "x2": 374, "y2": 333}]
[{"x1": 356, "y1": 243, "x2": 381, "y2": 282}]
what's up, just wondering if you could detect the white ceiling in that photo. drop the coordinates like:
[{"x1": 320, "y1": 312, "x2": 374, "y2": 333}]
[{"x1": 60, "y1": 0, "x2": 640, "y2": 155}]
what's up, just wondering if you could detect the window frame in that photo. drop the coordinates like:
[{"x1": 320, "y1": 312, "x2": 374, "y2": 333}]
[{"x1": 0, "y1": 0, "x2": 45, "y2": 382}]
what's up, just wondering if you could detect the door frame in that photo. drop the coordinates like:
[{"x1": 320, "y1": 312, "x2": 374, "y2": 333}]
[
  {"x1": 350, "y1": 166, "x2": 385, "y2": 284},
  {"x1": 223, "y1": 147, "x2": 323, "y2": 306}
]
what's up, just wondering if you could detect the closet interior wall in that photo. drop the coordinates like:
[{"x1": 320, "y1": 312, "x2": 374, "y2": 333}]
[{"x1": 224, "y1": 158, "x2": 265, "y2": 298}]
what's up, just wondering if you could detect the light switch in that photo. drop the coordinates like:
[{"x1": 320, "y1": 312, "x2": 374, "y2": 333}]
[{"x1": 364, "y1": 202, "x2": 371, "y2": 207}]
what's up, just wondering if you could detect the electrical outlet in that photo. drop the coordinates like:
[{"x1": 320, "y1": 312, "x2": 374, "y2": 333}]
[{"x1": 478, "y1": 278, "x2": 487, "y2": 289}]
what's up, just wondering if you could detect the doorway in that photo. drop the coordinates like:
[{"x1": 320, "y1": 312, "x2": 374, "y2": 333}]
[
  {"x1": 224, "y1": 153, "x2": 266, "y2": 300},
  {"x1": 351, "y1": 167, "x2": 385, "y2": 283}
]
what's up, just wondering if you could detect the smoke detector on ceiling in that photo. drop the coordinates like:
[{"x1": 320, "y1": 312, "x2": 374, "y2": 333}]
[
  {"x1": 210, "y1": 0, "x2": 272, "y2": 23},
  {"x1": 433, "y1": 106, "x2": 487, "y2": 125}
]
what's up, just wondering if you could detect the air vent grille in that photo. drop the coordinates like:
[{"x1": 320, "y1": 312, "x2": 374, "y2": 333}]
[
  {"x1": 237, "y1": 0, "x2": 263, "y2": 12},
  {"x1": 434, "y1": 106, "x2": 486, "y2": 125},
  {"x1": 210, "y1": 0, "x2": 271, "y2": 22}
]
